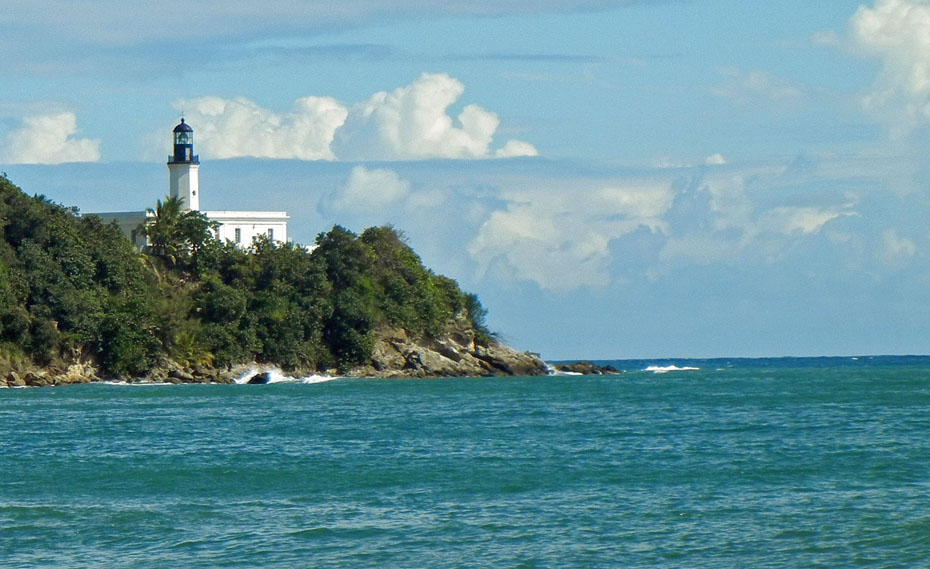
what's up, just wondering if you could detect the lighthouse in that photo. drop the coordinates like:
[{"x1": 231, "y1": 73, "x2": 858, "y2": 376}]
[
  {"x1": 167, "y1": 118, "x2": 200, "y2": 211},
  {"x1": 91, "y1": 116, "x2": 288, "y2": 248}
]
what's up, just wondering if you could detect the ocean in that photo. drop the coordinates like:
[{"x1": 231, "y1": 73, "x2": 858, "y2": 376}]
[{"x1": 2, "y1": 356, "x2": 930, "y2": 568}]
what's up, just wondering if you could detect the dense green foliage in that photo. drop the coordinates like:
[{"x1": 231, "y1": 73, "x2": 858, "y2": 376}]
[
  {"x1": 140, "y1": 196, "x2": 218, "y2": 266},
  {"x1": 0, "y1": 174, "x2": 491, "y2": 376},
  {"x1": 0, "y1": 174, "x2": 160, "y2": 375}
]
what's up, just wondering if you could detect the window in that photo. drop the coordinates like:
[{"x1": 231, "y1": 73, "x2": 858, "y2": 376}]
[
  {"x1": 267, "y1": 228, "x2": 274, "y2": 241},
  {"x1": 235, "y1": 228, "x2": 241, "y2": 243}
]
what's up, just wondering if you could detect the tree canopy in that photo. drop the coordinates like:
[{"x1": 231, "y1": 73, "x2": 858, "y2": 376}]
[{"x1": 0, "y1": 176, "x2": 492, "y2": 377}]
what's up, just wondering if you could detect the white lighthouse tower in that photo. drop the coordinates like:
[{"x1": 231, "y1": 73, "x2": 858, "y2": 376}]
[
  {"x1": 167, "y1": 118, "x2": 200, "y2": 211},
  {"x1": 92, "y1": 117, "x2": 288, "y2": 248}
]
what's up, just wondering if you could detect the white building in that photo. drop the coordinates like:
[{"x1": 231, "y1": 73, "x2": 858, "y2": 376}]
[{"x1": 94, "y1": 119, "x2": 288, "y2": 248}]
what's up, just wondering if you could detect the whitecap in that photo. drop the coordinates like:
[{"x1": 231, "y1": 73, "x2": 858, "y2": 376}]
[
  {"x1": 644, "y1": 365, "x2": 700, "y2": 374},
  {"x1": 299, "y1": 374, "x2": 342, "y2": 384}
]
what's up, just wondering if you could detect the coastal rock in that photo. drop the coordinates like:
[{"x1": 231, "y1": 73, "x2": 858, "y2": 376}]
[
  {"x1": 168, "y1": 368, "x2": 196, "y2": 383},
  {"x1": 247, "y1": 372, "x2": 271, "y2": 384},
  {"x1": 210, "y1": 369, "x2": 238, "y2": 384},
  {"x1": 23, "y1": 371, "x2": 50, "y2": 387},
  {"x1": 553, "y1": 361, "x2": 622, "y2": 375},
  {"x1": 357, "y1": 321, "x2": 548, "y2": 378},
  {"x1": 8, "y1": 372, "x2": 25, "y2": 388},
  {"x1": 59, "y1": 363, "x2": 97, "y2": 384}
]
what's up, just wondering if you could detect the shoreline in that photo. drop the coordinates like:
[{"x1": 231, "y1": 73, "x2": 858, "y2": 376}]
[{"x1": 0, "y1": 356, "x2": 623, "y2": 389}]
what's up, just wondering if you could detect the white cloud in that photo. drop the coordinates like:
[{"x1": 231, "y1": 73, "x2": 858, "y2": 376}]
[
  {"x1": 323, "y1": 165, "x2": 411, "y2": 212},
  {"x1": 658, "y1": 167, "x2": 860, "y2": 266},
  {"x1": 0, "y1": 112, "x2": 100, "y2": 164},
  {"x1": 849, "y1": 0, "x2": 930, "y2": 135},
  {"x1": 462, "y1": 162, "x2": 863, "y2": 291},
  {"x1": 468, "y1": 181, "x2": 673, "y2": 290},
  {"x1": 496, "y1": 139, "x2": 540, "y2": 158},
  {"x1": 173, "y1": 73, "x2": 537, "y2": 161},
  {"x1": 333, "y1": 72, "x2": 537, "y2": 160},
  {"x1": 757, "y1": 205, "x2": 858, "y2": 236},
  {"x1": 705, "y1": 153, "x2": 726, "y2": 165},
  {"x1": 177, "y1": 96, "x2": 348, "y2": 160}
]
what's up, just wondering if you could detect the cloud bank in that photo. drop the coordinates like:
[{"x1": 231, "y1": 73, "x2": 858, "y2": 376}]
[
  {"x1": 314, "y1": 157, "x2": 873, "y2": 293},
  {"x1": 0, "y1": 112, "x2": 100, "y2": 165},
  {"x1": 178, "y1": 73, "x2": 537, "y2": 162}
]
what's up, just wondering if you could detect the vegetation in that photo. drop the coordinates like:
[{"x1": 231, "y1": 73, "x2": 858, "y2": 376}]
[{"x1": 0, "y1": 174, "x2": 492, "y2": 377}]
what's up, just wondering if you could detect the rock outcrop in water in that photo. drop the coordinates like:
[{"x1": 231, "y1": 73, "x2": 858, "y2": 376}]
[
  {"x1": 348, "y1": 321, "x2": 548, "y2": 378},
  {"x1": 551, "y1": 361, "x2": 621, "y2": 375}
]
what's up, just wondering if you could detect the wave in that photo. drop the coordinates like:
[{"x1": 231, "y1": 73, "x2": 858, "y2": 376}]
[
  {"x1": 233, "y1": 366, "x2": 341, "y2": 385},
  {"x1": 545, "y1": 365, "x2": 582, "y2": 376},
  {"x1": 644, "y1": 365, "x2": 700, "y2": 374}
]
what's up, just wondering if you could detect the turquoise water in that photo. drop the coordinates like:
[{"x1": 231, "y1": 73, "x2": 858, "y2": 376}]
[{"x1": 3, "y1": 357, "x2": 930, "y2": 567}]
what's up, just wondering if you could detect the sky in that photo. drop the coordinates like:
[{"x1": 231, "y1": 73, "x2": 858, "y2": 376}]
[{"x1": 3, "y1": 0, "x2": 930, "y2": 359}]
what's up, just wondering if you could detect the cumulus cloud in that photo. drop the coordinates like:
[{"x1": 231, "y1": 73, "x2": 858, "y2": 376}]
[
  {"x1": 0, "y1": 112, "x2": 100, "y2": 164},
  {"x1": 848, "y1": 0, "x2": 930, "y2": 135},
  {"x1": 496, "y1": 139, "x2": 540, "y2": 158},
  {"x1": 468, "y1": 182, "x2": 673, "y2": 290},
  {"x1": 323, "y1": 165, "x2": 411, "y2": 212},
  {"x1": 174, "y1": 73, "x2": 537, "y2": 161},
  {"x1": 177, "y1": 96, "x2": 348, "y2": 160},
  {"x1": 659, "y1": 170, "x2": 859, "y2": 266},
  {"x1": 461, "y1": 161, "x2": 862, "y2": 291},
  {"x1": 333, "y1": 73, "x2": 537, "y2": 160}
]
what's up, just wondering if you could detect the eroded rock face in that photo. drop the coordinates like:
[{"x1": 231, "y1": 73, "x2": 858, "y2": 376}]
[
  {"x1": 357, "y1": 320, "x2": 548, "y2": 378},
  {"x1": 0, "y1": 360, "x2": 101, "y2": 388}
]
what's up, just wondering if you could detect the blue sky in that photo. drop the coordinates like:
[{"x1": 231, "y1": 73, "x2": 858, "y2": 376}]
[{"x1": 3, "y1": 0, "x2": 930, "y2": 359}]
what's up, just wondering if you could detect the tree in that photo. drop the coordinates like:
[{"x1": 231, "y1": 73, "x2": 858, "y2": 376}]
[
  {"x1": 312, "y1": 226, "x2": 376, "y2": 370},
  {"x1": 140, "y1": 196, "x2": 218, "y2": 268}
]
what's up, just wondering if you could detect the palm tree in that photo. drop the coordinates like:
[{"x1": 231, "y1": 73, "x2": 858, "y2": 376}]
[{"x1": 139, "y1": 196, "x2": 217, "y2": 267}]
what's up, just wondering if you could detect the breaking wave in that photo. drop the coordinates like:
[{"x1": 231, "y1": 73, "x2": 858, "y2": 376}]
[
  {"x1": 233, "y1": 366, "x2": 341, "y2": 385},
  {"x1": 644, "y1": 365, "x2": 700, "y2": 374}
]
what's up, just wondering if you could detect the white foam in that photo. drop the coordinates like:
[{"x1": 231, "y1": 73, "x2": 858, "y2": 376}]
[
  {"x1": 545, "y1": 365, "x2": 583, "y2": 376},
  {"x1": 644, "y1": 365, "x2": 700, "y2": 374},
  {"x1": 234, "y1": 366, "x2": 341, "y2": 385},
  {"x1": 299, "y1": 374, "x2": 342, "y2": 384}
]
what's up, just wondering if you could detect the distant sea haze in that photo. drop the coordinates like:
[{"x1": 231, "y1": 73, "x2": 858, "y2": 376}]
[{"x1": 3, "y1": 356, "x2": 929, "y2": 567}]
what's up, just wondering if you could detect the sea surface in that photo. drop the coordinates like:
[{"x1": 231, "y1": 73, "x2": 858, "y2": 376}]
[{"x1": 3, "y1": 356, "x2": 930, "y2": 568}]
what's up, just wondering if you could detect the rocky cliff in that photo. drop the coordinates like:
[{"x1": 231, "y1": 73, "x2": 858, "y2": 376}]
[{"x1": 349, "y1": 320, "x2": 548, "y2": 378}]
